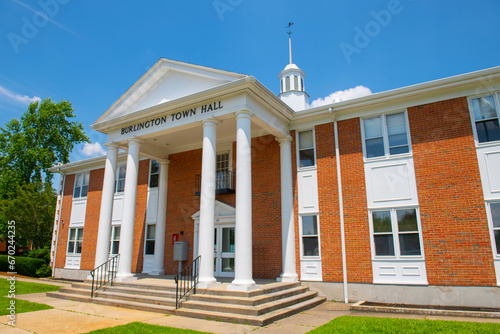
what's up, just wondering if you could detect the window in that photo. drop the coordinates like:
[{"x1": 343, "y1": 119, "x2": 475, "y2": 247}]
[
  {"x1": 145, "y1": 224, "x2": 155, "y2": 255},
  {"x1": 363, "y1": 112, "x2": 410, "y2": 159},
  {"x1": 281, "y1": 79, "x2": 283, "y2": 93},
  {"x1": 73, "y1": 172, "x2": 89, "y2": 198},
  {"x1": 115, "y1": 166, "x2": 126, "y2": 193},
  {"x1": 298, "y1": 130, "x2": 315, "y2": 168},
  {"x1": 301, "y1": 215, "x2": 320, "y2": 257},
  {"x1": 216, "y1": 152, "x2": 232, "y2": 189},
  {"x1": 110, "y1": 226, "x2": 120, "y2": 255},
  {"x1": 489, "y1": 202, "x2": 500, "y2": 256},
  {"x1": 301, "y1": 78, "x2": 304, "y2": 92},
  {"x1": 67, "y1": 228, "x2": 83, "y2": 254},
  {"x1": 371, "y1": 208, "x2": 422, "y2": 258},
  {"x1": 470, "y1": 95, "x2": 500, "y2": 143},
  {"x1": 149, "y1": 160, "x2": 160, "y2": 188},
  {"x1": 285, "y1": 76, "x2": 290, "y2": 91},
  {"x1": 294, "y1": 76, "x2": 298, "y2": 91}
]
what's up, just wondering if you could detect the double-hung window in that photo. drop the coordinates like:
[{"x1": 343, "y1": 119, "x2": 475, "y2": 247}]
[
  {"x1": 363, "y1": 112, "x2": 410, "y2": 159},
  {"x1": 110, "y1": 226, "x2": 120, "y2": 255},
  {"x1": 301, "y1": 215, "x2": 320, "y2": 257},
  {"x1": 371, "y1": 208, "x2": 423, "y2": 258},
  {"x1": 73, "y1": 172, "x2": 89, "y2": 199},
  {"x1": 489, "y1": 203, "x2": 500, "y2": 256},
  {"x1": 297, "y1": 129, "x2": 316, "y2": 168},
  {"x1": 149, "y1": 160, "x2": 160, "y2": 188},
  {"x1": 67, "y1": 227, "x2": 83, "y2": 254},
  {"x1": 470, "y1": 94, "x2": 500, "y2": 143},
  {"x1": 145, "y1": 224, "x2": 156, "y2": 255},
  {"x1": 115, "y1": 166, "x2": 126, "y2": 193}
]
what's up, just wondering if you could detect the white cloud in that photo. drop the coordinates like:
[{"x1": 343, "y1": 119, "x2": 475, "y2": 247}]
[
  {"x1": 0, "y1": 85, "x2": 41, "y2": 105},
  {"x1": 81, "y1": 142, "x2": 106, "y2": 157},
  {"x1": 310, "y1": 86, "x2": 372, "y2": 108}
]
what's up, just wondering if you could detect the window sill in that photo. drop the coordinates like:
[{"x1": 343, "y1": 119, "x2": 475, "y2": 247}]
[
  {"x1": 297, "y1": 166, "x2": 317, "y2": 172},
  {"x1": 372, "y1": 257, "x2": 425, "y2": 261},
  {"x1": 364, "y1": 153, "x2": 413, "y2": 163},
  {"x1": 475, "y1": 140, "x2": 500, "y2": 149}
]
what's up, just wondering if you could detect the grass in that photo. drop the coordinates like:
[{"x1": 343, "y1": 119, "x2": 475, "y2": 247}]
[
  {"x1": 0, "y1": 277, "x2": 60, "y2": 315},
  {"x1": 307, "y1": 316, "x2": 500, "y2": 334},
  {"x1": 86, "y1": 322, "x2": 212, "y2": 334}
]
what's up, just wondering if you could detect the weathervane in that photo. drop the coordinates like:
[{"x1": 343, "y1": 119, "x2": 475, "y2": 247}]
[{"x1": 286, "y1": 22, "x2": 294, "y2": 64}]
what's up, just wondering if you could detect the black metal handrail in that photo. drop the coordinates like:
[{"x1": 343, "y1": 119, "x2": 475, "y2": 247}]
[
  {"x1": 195, "y1": 169, "x2": 235, "y2": 196},
  {"x1": 90, "y1": 254, "x2": 119, "y2": 298},
  {"x1": 174, "y1": 255, "x2": 200, "y2": 309}
]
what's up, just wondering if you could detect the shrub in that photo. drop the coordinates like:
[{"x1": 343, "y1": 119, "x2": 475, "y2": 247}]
[
  {"x1": 35, "y1": 264, "x2": 52, "y2": 278},
  {"x1": 25, "y1": 247, "x2": 51, "y2": 264},
  {"x1": 0, "y1": 255, "x2": 45, "y2": 277}
]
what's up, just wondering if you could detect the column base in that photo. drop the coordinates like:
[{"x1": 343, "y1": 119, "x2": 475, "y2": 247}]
[
  {"x1": 197, "y1": 281, "x2": 221, "y2": 289},
  {"x1": 227, "y1": 283, "x2": 261, "y2": 292},
  {"x1": 150, "y1": 269, "x2": 165, "y2": 276},
  {"x1": 114, "y1": 274, "x2": 138, "y2": 282},
  {"x1": 277, "y1": 273, "x2": 299, "y2": 282}
]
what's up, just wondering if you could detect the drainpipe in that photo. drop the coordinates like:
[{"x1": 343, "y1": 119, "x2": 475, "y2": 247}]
[
  {"x1": 51, "y1": 171, "x2": 66, "y2": 278},
  {"x1": 329, "y1": 107, "x2": 349, "y2": 303}
]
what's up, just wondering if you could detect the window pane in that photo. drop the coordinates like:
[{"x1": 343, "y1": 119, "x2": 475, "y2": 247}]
[
  {"x1": 67, "y1": 241, "x2": 75, "y2": 253},
  {"x1": 299, "y1": 130, "x2": 314, "y2": 149},
  {"x1": 472, "y1": 96, "x2": 497, "y2": 121},
  {"x1": 495, "y1": 230, "x2": 500, "y2": 255},
  {"x1": 150, "y1": 160, "x2": 160, "y2": 174},
  {"x1": 73, "y1": 186, "x2": 81, "y2": 198},
  {"x1": 222, "y1": 258, "x2": 235, "y2": 272},
  {"x1": 365, "y1": 138, "x2": 385, "y2": 158},
  {"x1": 390, "y1": 146, "x2": 409, "y2": 155},
  {"x1": 75, "y1": 174, "x2": 82, "y2": 187},
  {"x1": 374, "y1": 235, "x2": 394, "y2": 256},
  {"x1": 364, "y1": 117, "x2": 382, "y2": 139},
  {"x1": 149, "y1": 174, "x2": 159, "y2": 188},
  {"x1": 222, "y1": 227, "x2": 235, "y2": 253},
  {"x1": 299, "y1": 149, "x2": 315, "y2": 167},
  {"x1": 112, "y1": 241, "x2": 120, "y2": 254},
  {"x1": 119, "y1": 166, "x2": 126, "y2": 179},
  {"x1": 388, "y1": 133, "x2": 408, "y2": 148},
  {"x1": 114, "y1": 226, "x2": 120, "y2": 240},
  {"x1": 145, "y1": 240, "x2": 155, "y2": 255},
  {"x1": 302, "y1": 216, "x2": 318, "y2": 236},
  {"x1": 69, "y1": 228, "x2": 76, "y2": 241},
  {"x1": 399, "y1": 233, "x2": 421, "y2": 256},
  {"x1": 83, "y1": 173, "x2": 90, "y2": 186},
  {"x1": 397, "y1": 209, "x2": 418, "y2": 232},
  {"x1": 303, "y1": 237, "x2": 319, "y2": 256},
  {"x1": 492, "y1": 203, "x2": 500, "y2": 228},
  {"x1": 373, "y1": 211, "x2": 391, "y2": 233},
  {"x1": 81, "y1": 185, "x2": 88, "y2": 197},
  {"x1": 476, "y1": 120, "x2": 500, "y2": 143},
  {"x1": 285, "y1": 76, "x2": 290, "y2": 91},
  {"x1": 294, "y1": 76, "x2": 298, "y2": 90},
  {"x1": 117, "y1": 179, "x2": 125, "y2": 193},
  {"x1": 76, "y1": 229, "x2": 83, "y2": 241},
  {"x1": 386, "y1": 113, "x2": 405, "y2": 127},
  {"x1": 75, "y1": 241, "x2": 82, "y2": 254},
  {"x1": 146, "y1": 225, "x2": 155, "y2": 239}
]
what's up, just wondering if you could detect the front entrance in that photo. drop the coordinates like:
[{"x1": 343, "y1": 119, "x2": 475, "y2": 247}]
[{"x1": 214, "y1": 224, "x2": 235, "y2": 277}]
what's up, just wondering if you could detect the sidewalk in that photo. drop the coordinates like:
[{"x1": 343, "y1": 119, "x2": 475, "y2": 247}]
[{"x1": 2, "y1": 276, "x2": 500, "y2": 334}]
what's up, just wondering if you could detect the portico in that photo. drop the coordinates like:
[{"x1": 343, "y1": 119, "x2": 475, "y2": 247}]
[{"x1": 90, "y1": 59, "x2": 297, "y2": 289}]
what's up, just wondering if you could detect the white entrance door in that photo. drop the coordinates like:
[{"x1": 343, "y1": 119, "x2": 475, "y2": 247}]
[{"x1": 214, "y1": 225, "x2": 235, "y2": 277}]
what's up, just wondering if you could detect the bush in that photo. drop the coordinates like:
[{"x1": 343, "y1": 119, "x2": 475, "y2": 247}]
[
  {"x1": 25, "y1": 247, "x2": 50, "y2": 264},
  {"x1": 0, "y1": 255, "x2": 45, "y2": 277},
  {"x1": 35, "y1": 264, "x2": 52, "y2": 278}
]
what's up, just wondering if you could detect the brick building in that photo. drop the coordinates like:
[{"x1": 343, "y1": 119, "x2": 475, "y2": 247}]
[{"x1": 50, "y1": 58, "x2": 500, "y2": 306}]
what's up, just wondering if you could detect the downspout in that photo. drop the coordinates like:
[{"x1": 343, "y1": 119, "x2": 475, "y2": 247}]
[
  {"x1": 51, "y1": 170, "x2": 66, "y2": 278},
  {"x1": 329, "y1": 107, "x2": 349, "y2": 303}
]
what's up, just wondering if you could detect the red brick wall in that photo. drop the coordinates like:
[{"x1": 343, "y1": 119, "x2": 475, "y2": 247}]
[
  {"x1": 55, "y1": 174, "x2": 74, "y2": 268},
  {"x1": 338, "y1": 118, "x2": 372, "y2": 283},
  {"x1": 80, "y1": 168, "x2": 104, "y2": 270},
  {"x1": 315, "y1": 122, "x2": 343, "y2": 282},
  {"x1": 408, "y1": 97, "x2": 496, "y2": 286}
]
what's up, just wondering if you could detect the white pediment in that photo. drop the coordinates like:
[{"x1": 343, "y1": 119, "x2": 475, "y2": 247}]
[
  {"x1": 94, "y1": 59, "x2": 246, "y2": 127},
  {"x1": 191, "y1": 200, "x2": 235, "y2": 220}
]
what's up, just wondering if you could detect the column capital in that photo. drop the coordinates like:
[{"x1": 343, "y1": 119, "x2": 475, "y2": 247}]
[
  {"x1": 158, "y1": 159, "x2": 170, "y2": 166},
  {"x1": 128, "y1": 137, "x2": 142, "y2": 147},
  {"x1": 276, "y1": 135, "x2": 293, "y2": 145},
  {"x1": 235, "y1": 110, "x2": 252, "y2": 119},
  {"x1": 103, "y1": 142, "x2": 119, "y2": 149},
  {"x1": 201, "y1": 117, "x2": 218, "y2": 127}
]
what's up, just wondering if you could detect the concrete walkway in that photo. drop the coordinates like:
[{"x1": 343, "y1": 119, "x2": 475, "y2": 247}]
[{"x1": 2, "y1": 276, "x2": 500, "y2": 334}]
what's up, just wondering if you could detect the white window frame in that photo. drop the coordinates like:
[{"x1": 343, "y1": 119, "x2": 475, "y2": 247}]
[
  {"x1": 299, "y1": 214, "x2": 321, "y2": 260},
  {"x1": 368, "y1": 207, "x2": 425, "y2": 261},
  {"x1": 73, "y1": 172, "x2": 89, "y2": 199},
  {"x1": 115, "y1": 165, "x2": 126, "y2": 193},
  {"x1": 296, "y1": 128, "x2": 317, "y2": 170},
  {"x1": 67, "y1": 227, "x2": 84, "y2": 255},
  {"x1": 487, "y1": 201, "x2": 500, "y2": 259},
  {"x1": 110, "y1": 225, "x2": 121, "y2": 255},
  {"x1": 361, "y1": 111, "x2": 412, "y2": 161},
  {"x1": 144, "y1": 224, "x2": 156, "y2": 255},
  {"x1": 468, "y1": 93, "x2": 500, "y2": 147}
]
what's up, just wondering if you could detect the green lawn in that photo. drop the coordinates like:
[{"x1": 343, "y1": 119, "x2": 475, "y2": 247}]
[
  {"x1": 86, "y1": 322, "x2": 212, "y2": 334},
  {"x1": 307, "y1": 316, "x2": 500, "y2": 334},
  {"x1": 0, "y1": 277, "x2": 60, "y2": 315}
]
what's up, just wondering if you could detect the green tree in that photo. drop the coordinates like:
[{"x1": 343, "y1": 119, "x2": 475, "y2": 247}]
[{"x1": 0, "y1": 98, "x2": 89, "y2": 248}]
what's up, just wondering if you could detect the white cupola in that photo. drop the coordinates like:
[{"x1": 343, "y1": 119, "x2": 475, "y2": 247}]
[{"x1": 279, "y1": 23, "x2": 309, "y2": 111}]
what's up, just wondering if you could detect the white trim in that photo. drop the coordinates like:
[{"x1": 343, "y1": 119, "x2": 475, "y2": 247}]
[
  {"x1": 298, "y1": 214, "x2": 322, "y2": 261},
  {"x1": 295, "y1": 128, "x2": 317, "y2": 171},
  {"x1": 467, "y1": 92, "x2": 500, "y2": 147},
  {"x1": 486, "y1": 201, "x2": 500, "y2": 260}
]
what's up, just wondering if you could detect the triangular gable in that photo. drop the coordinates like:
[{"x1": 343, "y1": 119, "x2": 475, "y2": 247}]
[
  {"x1": 191, "y1": 200, "x2": 235, "y2": 220},
  {"x1": 94, "y1": 58, "x2": 247, "y2": 127}
]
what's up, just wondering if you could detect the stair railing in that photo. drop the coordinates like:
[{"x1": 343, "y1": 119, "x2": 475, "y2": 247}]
[
  {"x1": 90, "y1": 254, "x2": 119, "y2": 298},
  {"x1": 174, "y1": 255, "x2": 201, "y2": 309}
]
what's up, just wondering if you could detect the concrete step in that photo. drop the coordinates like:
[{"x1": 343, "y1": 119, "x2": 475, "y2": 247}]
[
  {"x1": 189, "y1": 285, "x2": 309, "y2": 306},
  {"x1": 99, "y1": 285, "x2": 177, "y2": 299},
  {"x1": 196, "y1": 282, "x2": 301, "y2": 298},
  {"x1": 182, "y1": 290, "x2": 318, "y2": 316},
  {"x1": 94, "y1": 290, "x2": 176, "y2": 307},
  {"x1": 175, "y1": 296, "x2": 326, "y2": 326},
  {"x1": 58, "y1": 287, "x2": 92, "y2": 297}
]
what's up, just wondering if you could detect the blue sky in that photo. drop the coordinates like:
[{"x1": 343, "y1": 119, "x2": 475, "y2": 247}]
[{"x1": 1, "y1": 0, "x2": 500, "y2": 164}]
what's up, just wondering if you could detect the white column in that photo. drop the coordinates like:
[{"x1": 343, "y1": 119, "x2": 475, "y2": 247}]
[
  {"x1": 94, "y1": 144, "x2": 118, "y2": 268},
  {"x1": 151, "y1": 159, "x2": 169, "y2": 276},
  {"x1": 277, "y1": 136, "x2": 298, "y2": 282},
  {"x1": 229, "y1": 110, "x2": 259, "y2": 291},
  {"x1": 198, "y1": 118, "x2": 219, "y2": 288},
  {"x1": 117, "y1": 138, "x2": 141, "y2": 280}
]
